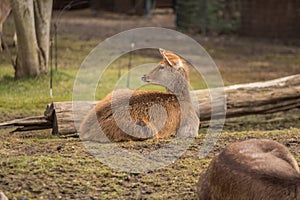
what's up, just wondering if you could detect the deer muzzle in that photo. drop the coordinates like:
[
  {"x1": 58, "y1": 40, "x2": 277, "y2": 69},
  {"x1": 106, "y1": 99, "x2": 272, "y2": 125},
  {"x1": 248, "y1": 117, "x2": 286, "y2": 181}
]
[{"x1": 141, "y1": 75, "x2": 150, "y2": 83}]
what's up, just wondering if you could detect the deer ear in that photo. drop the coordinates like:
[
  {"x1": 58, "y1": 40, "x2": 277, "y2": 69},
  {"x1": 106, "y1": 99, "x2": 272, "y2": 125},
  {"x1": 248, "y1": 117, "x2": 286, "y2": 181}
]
[
  {"x1": 159, "y1": 48, "x2": 173, "y2": 66},
  {"x1": 159, "y1": 48, "x2": 167, "y2": 56},
  {"x1": 159, "y1": 48, "x2": 183, "y2": 69}
]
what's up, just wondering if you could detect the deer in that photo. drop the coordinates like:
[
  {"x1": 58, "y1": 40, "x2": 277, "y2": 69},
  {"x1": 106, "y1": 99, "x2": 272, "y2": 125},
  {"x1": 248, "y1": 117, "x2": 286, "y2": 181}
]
[
  {"x1": 79, "y1": 48, "x2": 200, "y2": 142},
  {"x1": 197, "y1": 138, "x2": 300, "y2": 200}
]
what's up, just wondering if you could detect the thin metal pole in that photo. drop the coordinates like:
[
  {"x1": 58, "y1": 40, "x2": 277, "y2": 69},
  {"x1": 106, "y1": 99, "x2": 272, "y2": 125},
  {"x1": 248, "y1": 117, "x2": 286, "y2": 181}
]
[
  {"x1": 50, "y1": 37, "x2": 53, "y2": 99},
  {"x1": 201, "y1": 0, "x2": 208, "y2": 35},
  {"x1": 118, "y1": 57, "x2": 122, "y2": 79},
  {"x1": 127, "y1": 43, "x2": 135, "y2": 88},
  {"x1": 54, "y1": 23, "x2": 58, "y2": 71}
]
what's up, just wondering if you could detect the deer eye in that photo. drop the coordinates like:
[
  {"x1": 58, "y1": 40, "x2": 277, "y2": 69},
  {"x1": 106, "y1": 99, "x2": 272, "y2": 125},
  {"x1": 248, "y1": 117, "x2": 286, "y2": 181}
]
[{"x1": 159, "y1": 65, "x2": 165, "y2": 70}]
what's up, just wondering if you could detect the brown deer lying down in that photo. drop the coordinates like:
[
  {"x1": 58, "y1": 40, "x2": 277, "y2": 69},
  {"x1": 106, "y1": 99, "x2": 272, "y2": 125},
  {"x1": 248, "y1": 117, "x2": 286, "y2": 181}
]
[
  {"x1": 197, "y1": 139, "x2": 300, "y2": 200},
  {"x1": 79, "y1": 49, "x2": 200, "y2": 142}
]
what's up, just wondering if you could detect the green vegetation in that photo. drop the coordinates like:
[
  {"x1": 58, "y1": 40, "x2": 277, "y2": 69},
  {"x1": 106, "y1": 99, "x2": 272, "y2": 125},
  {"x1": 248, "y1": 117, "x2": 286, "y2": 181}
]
[
  {"x1": 176, "y1": 0, "x2": 241, "y2": 34},
  {"x1": 0, "y1": 35, "x2": 94, "y2": 118}
]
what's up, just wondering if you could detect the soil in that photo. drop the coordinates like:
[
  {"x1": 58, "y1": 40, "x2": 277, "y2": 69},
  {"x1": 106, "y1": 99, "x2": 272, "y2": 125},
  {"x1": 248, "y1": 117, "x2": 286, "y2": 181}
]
[{"x1": 55, "y1": 9, "x2": 176, "y2": 40}]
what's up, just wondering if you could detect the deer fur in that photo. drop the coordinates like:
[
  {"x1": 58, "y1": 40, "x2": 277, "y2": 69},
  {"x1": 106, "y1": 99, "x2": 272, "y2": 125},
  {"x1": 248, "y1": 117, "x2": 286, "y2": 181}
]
[
  {"x1": 197, "y1": 139, "x2": 300, "y2": 200},
  {"x1": 79, "y1": 49, "x2": 199, "y2": 142}
]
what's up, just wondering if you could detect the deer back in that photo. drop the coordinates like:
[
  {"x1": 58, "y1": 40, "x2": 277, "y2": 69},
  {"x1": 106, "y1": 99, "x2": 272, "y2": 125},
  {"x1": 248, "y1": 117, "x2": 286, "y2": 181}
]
[
  {"x1": 80, "y1": 90, "x2": 181, "y2": 142},
  {"x1": 197, "y1": 139, "x2": 300, "y2": 200}
]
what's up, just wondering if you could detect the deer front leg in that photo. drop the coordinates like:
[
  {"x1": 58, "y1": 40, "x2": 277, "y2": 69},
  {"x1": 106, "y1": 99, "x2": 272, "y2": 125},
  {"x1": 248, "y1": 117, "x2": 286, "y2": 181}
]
[{"x1": 176, "y1": 115, "x2": 199, "y2": 138}]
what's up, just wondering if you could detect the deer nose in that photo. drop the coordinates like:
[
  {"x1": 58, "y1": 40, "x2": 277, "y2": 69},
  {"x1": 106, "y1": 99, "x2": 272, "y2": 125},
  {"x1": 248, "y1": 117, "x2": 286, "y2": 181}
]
[{"x1": 141, "y1": 75, "x2": 147, "y2": 82}]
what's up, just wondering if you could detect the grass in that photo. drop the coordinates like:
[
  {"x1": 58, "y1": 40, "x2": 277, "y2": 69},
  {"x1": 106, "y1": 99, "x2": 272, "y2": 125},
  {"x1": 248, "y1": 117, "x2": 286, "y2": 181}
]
[
  {"x1": 0, "y1": 21, "x2": 300, "y2": 199},
  {"x1": 0, "y1": 34, "x2": 93, "y2": 119}
]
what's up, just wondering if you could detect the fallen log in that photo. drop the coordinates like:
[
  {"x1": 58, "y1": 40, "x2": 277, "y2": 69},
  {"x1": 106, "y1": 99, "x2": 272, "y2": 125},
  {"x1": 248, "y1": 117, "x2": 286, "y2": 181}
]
[
  {"x1": 0, "y1": 74, "x2": 299, "y2": 135},
  {"x1": 194, "y1": 74, "x2": 300, "y2": 121},
  {"x1": 0, "y1": 115, "x2": 52, "y2": 132}
]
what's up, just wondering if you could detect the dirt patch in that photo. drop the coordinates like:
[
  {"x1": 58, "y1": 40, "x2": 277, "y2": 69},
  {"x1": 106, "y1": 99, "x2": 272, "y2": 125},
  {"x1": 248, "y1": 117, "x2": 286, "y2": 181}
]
[{"x1": 54, "y1": 8, "x2": 176, "y2": 41}]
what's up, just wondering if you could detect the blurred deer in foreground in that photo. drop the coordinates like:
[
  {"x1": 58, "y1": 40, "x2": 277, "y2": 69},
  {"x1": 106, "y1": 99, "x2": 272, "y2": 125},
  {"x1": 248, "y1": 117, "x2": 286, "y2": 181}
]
[
  {"x1": 0, "y1": 0, "x2": 16, "y2": 51},
  {"x1": 80, "y1": 49, "x2": 199, "y2": 142},
  {"x1": 197, "y1": 139, "x2": 300, "y2": 200}
]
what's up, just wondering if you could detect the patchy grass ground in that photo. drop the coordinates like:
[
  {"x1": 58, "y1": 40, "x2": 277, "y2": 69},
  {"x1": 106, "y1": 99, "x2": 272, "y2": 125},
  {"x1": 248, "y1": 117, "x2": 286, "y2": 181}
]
[
  {"x1": 0, "y1": 128, "x2": 299, "y2": 199},
  {"x1": 0, "y1": 8, "x2": 299, "y2": 199}
]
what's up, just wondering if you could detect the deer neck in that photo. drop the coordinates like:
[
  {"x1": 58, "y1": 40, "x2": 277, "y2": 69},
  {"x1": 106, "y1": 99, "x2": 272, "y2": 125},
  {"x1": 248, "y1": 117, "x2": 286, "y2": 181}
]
[{"x1": 167, "y1": 75, "x2": 192, "y2": 103}]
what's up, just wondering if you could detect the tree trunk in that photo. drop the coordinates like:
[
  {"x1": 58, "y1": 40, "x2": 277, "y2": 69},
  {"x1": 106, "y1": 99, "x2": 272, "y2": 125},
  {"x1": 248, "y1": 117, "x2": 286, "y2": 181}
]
[
  {"x1": 33, "y1": 0, "x2": 52, "y2": 74},
  {"x1": 11, "y1": 0, "x2": 52, "y2": 78},
  {"x1": 0, "y1": 0, "x2": 12, "y2": 51}
]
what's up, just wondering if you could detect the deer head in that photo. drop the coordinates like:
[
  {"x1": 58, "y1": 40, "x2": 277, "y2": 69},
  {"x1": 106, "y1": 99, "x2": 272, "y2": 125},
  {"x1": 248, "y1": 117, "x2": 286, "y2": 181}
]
[{"x1": 141, "y1": 49, "x2": 190, "y2": 91}]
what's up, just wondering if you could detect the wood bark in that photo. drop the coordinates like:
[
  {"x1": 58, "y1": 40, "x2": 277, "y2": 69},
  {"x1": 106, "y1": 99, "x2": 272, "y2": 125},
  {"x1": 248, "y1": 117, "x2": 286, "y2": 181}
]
[
  {"x1": 11, "y1": 0, "x2": 39, "y2": 77},
  {"x1": 0, "y1": 0, "x2": 11, "y2": 51},
  {"x1": 0, "y1": 74, "x2": 299, "y2": 135},
  {"x1": 193, "y1": 74, "x2": 300, "y2": 121},
  {"x1": 33, "y1": 0, "x2": 52, "y2": 73},
  {"x1": 11, "y1": 0, "x2": 52, "y2": 78},
  {"x1": 0, "y1": 116, "x2": 52, "y2": 132}
]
